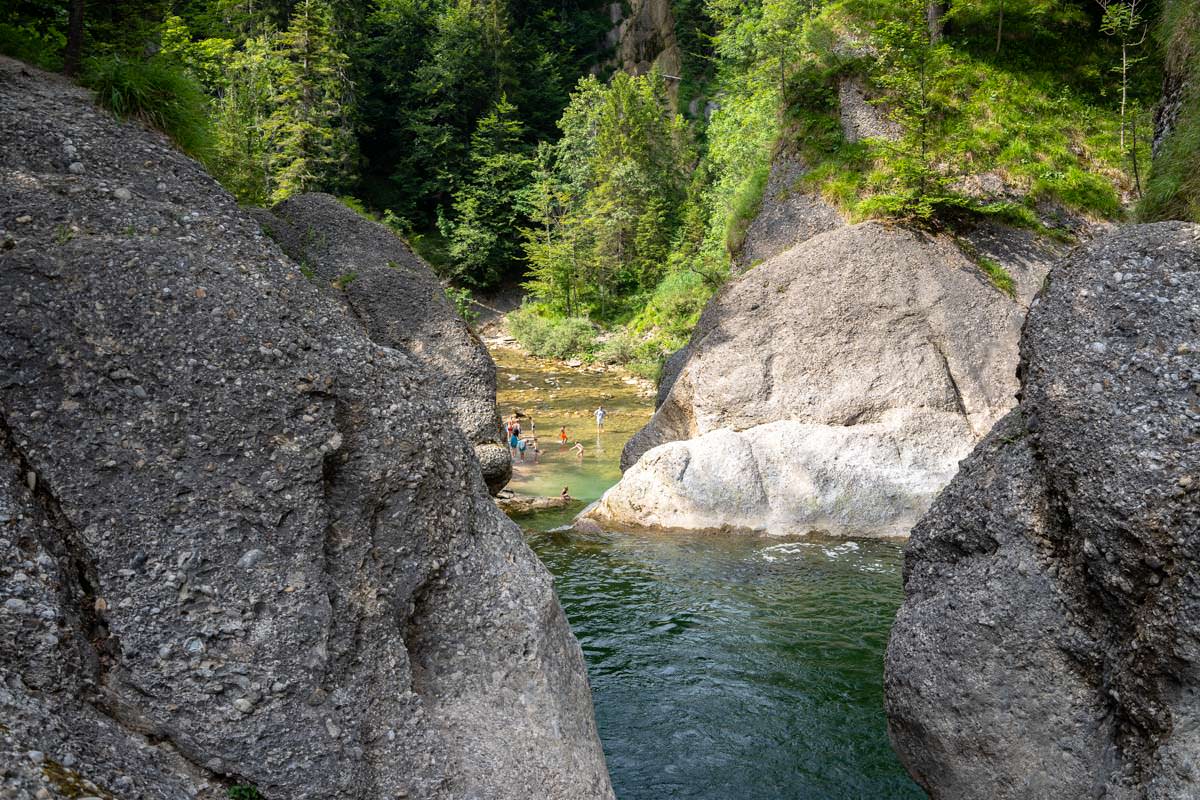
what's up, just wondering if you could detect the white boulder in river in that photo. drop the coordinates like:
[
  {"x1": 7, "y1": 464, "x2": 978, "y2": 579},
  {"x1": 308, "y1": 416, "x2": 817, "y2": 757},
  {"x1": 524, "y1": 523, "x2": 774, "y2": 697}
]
[{"x1": 583, "y1": 221, "x2": 1056, "y2": 537}]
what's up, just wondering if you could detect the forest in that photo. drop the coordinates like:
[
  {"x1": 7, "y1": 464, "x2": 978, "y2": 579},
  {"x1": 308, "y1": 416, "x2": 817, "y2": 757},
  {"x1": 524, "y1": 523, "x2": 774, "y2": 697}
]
[{"x1": 2, "y1": 0, "x2": 1192, "y2": 377}]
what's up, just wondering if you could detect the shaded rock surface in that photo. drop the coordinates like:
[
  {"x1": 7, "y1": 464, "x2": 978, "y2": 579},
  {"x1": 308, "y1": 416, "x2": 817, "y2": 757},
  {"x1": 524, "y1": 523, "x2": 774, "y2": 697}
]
[
  {"x1": 1153, "y1": 1, "x2": 1197, "y2": 157},
  {"x1": 596, "y1": 221, "x2": 1056, "y2": 536},
  {"x1": 885, "y1": 222, "x2": 1200, "y2": 798},
  {"x1": 0, "y1": 57, "x2": 612, "y2": 800},
  {"x1": 252, "y1": 193, "x2": 511, "y2": 494},
  {"x1": 608, "y1": 0, "x2": 681, "y2": 82}
]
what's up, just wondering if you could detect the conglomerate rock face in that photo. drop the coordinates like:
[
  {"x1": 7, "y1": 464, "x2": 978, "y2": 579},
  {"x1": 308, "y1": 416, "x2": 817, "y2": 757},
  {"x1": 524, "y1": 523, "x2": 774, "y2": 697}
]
[
  {"x1": 0, "y1": 57, "x2": 612, "y2": 800},
  {"x1": 592, "y1": 221, "x2": 1049, "y2": 537},
  {"x1": 886, "y1": 222, "x2": 1200, "y2": 799},
  {"x1": 253, "y1": 192, "x2": 511, "y2": 495}
]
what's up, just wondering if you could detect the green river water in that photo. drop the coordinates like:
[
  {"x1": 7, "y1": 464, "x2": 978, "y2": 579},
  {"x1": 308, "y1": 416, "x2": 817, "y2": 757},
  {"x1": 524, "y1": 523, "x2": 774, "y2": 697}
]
[{"x1": 492, "y1": 345, "x2": 923, "y2": 800}]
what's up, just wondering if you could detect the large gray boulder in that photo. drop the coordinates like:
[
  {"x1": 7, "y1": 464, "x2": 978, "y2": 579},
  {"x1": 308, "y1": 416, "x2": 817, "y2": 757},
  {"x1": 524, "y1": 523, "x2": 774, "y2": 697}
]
[
  {"x1": 589, "y1": 221, "x2": 1055, "y2": 536},
  {"x1": 253, "y1": 193, "x2": 511, "y2": 494},
  {"x1": 885, "y1": 222, "x2": 1200, "y2": 798},
  {"x1": 0, "y1": 57, "x2": 612, "y2": 800}
]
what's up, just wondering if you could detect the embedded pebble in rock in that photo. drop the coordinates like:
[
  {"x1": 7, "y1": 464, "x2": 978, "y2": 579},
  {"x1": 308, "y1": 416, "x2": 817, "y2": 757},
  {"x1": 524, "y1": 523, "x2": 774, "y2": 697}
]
[
  {"x1": 236, "y1": 549, "x2": 265, "y2": 569},
  {"x1": 886, "y1": 222, "x2": 1200, "y2": 799},
  {"x1": 113, "y1": 186, "x2": 132, "y2": 201},
  {"x1": 0, "y1": 56, "x2": 611, "y2": 800}
]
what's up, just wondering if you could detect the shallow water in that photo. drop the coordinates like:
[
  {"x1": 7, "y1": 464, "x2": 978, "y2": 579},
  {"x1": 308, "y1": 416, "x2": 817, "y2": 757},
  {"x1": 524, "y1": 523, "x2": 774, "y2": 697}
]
[
  {"x1": 494, "y1": 345, "x2": 922, "y2": 800},
  {"x1": 492, "y1": 344, "x2": 652, "y2": 502}
]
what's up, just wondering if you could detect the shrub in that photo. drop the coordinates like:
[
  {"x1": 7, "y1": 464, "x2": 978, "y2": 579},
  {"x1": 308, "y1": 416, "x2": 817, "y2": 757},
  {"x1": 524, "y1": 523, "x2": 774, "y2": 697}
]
[
  {"x1": 507, "y1": 306, "x2": 596, "y2": 360},
  {"x1": 0, "y1": 21, "x2": 64, "y2": 70},
  {"x1": 724, "y1": 161, "x2": 771, "y2": 255},
  {"x1": 595, "y1": 330, "x2": 638, "y2": 365},
  {"x1": 227, "y1": 786, "x2": 263, "y2": 800},
  {"x1": 332, "y1": 272, "x2": 358, "y2": 289},
  {"x1": 81, "y1": 56, "x2": 213, "y2": 160},
  {"x1": 444, "y1": 286, "x2": 479, "y2": 324}
]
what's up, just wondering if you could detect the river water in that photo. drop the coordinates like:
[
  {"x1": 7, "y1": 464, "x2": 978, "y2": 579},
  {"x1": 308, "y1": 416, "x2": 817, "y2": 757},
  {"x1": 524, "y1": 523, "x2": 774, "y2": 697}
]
[{"x1": 492, "y1": 345, "x2": 923, "y2": 800}]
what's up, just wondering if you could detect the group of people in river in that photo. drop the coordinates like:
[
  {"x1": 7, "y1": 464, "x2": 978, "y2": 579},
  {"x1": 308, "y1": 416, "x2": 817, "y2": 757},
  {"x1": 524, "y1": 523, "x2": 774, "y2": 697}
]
[{"x1": 503, "y1": 404, "x2": 608, "y2": 465}]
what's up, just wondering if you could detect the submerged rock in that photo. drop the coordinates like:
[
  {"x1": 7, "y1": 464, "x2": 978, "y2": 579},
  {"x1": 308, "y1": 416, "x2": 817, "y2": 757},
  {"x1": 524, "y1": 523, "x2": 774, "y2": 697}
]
[
  {"x1": 885, "y1": 222, "x2": 1200, "y2": 798},
  {"x1": 253, "y1": 192, "x2": 511, "y2": 494},
  {"x1": 592, "y1": 221, "x2": 1051, "y2": 537},
  {"x1": 0, "y1": 57, "x2": 611, "y2": 800},
  {"x1": 495, "y1": 493, "x2": 574, "y2": 516}
]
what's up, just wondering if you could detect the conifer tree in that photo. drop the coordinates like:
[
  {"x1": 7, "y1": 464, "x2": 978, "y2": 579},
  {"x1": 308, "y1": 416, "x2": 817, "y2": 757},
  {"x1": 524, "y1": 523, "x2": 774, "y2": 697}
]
[
  {"x1": 872, "y1": 0, "x2": 956, "y2": 219},
  {"x1": 444, "y1": 95, "x2": 535, "y2": 286},
  {"x1": 264, "y1": 0, "x2": 357, "y2": 202}
]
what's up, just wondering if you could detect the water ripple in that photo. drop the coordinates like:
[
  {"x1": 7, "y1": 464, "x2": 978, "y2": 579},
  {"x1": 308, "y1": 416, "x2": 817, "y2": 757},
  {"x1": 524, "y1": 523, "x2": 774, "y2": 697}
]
[{"x1": 527, "y1": 528, "x2": 923, "y2": 800}]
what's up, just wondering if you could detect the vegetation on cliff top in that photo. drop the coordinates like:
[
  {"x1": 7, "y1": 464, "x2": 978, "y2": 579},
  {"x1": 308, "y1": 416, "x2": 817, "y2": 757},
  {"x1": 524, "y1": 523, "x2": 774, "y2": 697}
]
[{"x1": 0, "y1": 0, "x2": 1180, "y2": 376}]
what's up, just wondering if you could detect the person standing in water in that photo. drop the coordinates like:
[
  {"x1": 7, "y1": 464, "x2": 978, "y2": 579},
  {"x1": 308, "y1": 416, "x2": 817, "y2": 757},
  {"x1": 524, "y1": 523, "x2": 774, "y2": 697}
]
[
  {"x1": 559, "y1": 426, "x2": 568, "y2": 447},
  {"x1": 594, "y1": 405, "x2": 606, "y2": 432},
  {"x1": 572, "y1": 441, "x2": 584, "y2": 460}
]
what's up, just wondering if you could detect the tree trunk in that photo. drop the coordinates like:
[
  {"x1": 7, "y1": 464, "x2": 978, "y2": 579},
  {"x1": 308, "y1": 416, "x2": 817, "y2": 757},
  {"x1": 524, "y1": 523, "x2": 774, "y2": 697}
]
[
  {"x1": 995, "y1": 0, "x2": 1004, "y2": 54},
  {"x1": 64, "y1": 0, "x2": 85, "y2": 77},
  {"x1": 926, "y1": 1, "x2": 947, "y2": 43}
]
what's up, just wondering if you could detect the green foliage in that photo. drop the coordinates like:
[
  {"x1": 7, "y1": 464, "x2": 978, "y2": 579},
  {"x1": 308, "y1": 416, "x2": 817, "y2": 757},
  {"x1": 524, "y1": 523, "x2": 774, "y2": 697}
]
[
  {"x1": 81, "y1": 55, "x2": 214, "y2": 160},
  {"x1": 227, "y1": 786, "x2": 263, "y2": 800},
  {"x1": 1140, "y1": 0, "x2": 1200, "y2": 223},
  {"x1": 263, "y1": 0, "x2": 357, "y2": 202},
  {"x1": 445, "y1": 286, "x2": 480, "y2": 323},
  {"x1": 353, "y1": 0, "x2": 611, "y2": 226},
  {"x1": 595, "y1": 330, "x2": 639, "y2": 365},
  {"x1": 724, "y1": 162, "x2": 771, "y2": 254},
  {"x1": 332, "y1": 271, "x2": 358, "y2": 289},
  {"x1": 869, "y1": 0, "x2": 959, "y2": 220},
  {"x1": 780, "y1": 0, "x2": 1155, "y2": 223},
  {"x1": 206, "y1": 33, "x2": 275, "y2": 204},
  {"x1": 955, "y1": 237, "x2": 1016, "y2": 297},
  {"x1": 977, "y1": 255, "x2": 1016, "y2": 297},
  {"x1": 507, "y1": 305, "x2": 597, "y2": 359},
  {"x1": 0, "y1": 17, "x2": 65, "y2": 70},
  {"x1": 521, "y1": 71, "x2": 691, "y2": 321},
  {"x1": 442, "y1": 96, "x2": 536, "y2": 287}
]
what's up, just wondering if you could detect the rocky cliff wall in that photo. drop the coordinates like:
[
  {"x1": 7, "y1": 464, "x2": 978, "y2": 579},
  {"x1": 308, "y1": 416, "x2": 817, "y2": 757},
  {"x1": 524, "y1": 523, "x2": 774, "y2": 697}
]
[
  {"x1": 252, "y1": 194, "x2": 511, "y2": 494},
  {"x1": 885, "y1": 222, "x2": 1200, "y2": 798},
  {"x1": 606, "y1": 0, "x2": 681, "y2": 92},
  {"x1": 585, "y1": 221, "x2": 1062, "y2": 537},
  {"x1": 0, "y1": 57, "x2": 613, "y2": 800}
]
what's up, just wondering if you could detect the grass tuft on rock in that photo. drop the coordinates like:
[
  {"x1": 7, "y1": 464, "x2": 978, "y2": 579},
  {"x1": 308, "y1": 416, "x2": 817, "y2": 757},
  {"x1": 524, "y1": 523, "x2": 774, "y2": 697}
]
[{"x1": 81, "y1": 56, "x2": 213, "y2": 161}]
